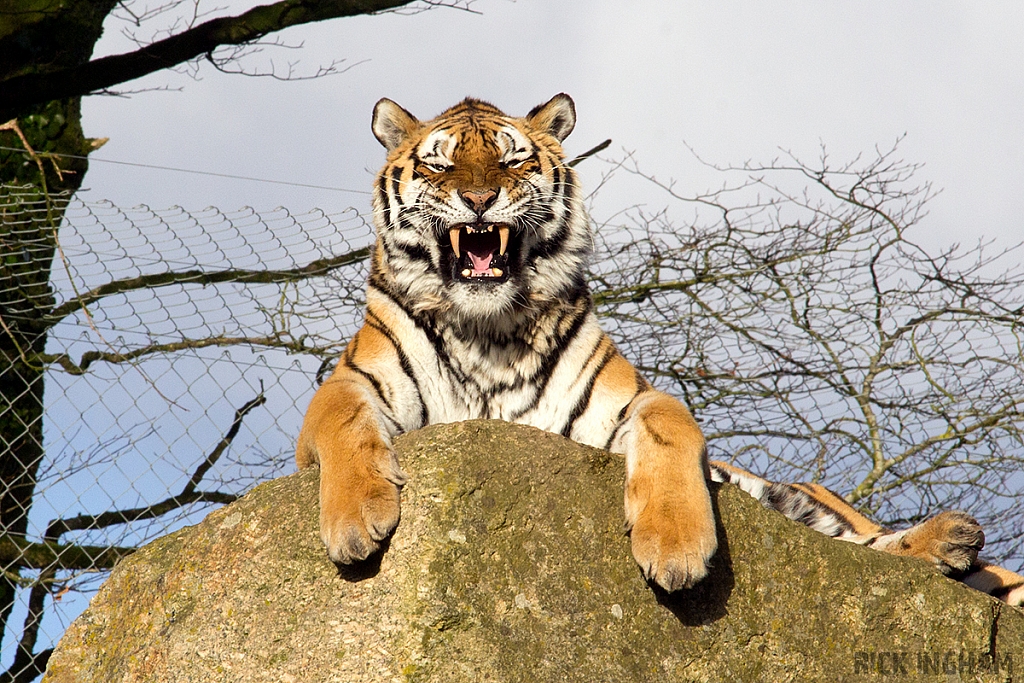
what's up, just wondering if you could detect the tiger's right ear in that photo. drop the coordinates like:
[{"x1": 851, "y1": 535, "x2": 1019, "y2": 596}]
[{"x1": 372, "y1": 98, "x2": 419, "y2": 151}]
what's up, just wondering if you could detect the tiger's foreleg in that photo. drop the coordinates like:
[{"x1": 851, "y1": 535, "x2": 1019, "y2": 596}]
[
  {"x1": 613, "y1": 390, "x2": 718, "y2": 592},
  {"x1": 296, "y1": 354, "x2": 406, "y2": 564}
]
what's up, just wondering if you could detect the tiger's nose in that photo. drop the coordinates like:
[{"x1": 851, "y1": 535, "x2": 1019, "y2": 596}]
[{"x1": 460, "y1": 189, "x2": 498, "y2": 215}]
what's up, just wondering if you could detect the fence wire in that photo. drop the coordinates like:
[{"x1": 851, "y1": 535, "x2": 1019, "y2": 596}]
[{"x1": 1, "y1": 186, "x2": 373, "y2": 680}]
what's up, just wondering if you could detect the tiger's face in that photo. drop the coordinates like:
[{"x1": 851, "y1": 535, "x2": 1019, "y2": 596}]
[{"x1": 370, "y1": 95, "x2": 591, "y2": 322}]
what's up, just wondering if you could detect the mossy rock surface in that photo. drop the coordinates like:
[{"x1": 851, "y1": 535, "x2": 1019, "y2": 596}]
[{"x1": 44, "y1": 420, "x2": 1024, "y2": 682}]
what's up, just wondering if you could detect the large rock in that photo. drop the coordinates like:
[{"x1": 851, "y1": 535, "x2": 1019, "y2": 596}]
[{"x1": 45, "y1": 420, "x2": 1024, "y2": 682}]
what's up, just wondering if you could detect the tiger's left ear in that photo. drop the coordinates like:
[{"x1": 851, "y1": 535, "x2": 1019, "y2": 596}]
[
  {"x1": 372, "y1": 98, "x2": 420, "y2": 151},
  {"x1": 527, "y1": 94, "x2": 576, "y2": 142}
]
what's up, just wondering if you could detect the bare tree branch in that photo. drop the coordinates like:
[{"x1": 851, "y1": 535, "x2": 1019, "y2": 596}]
[
  {"x1": 45, "y1": 391, "x2": 266, "y2": 538},
  {"x1": 1, "y1": 645, "x2": 51, "y2": 683},
  {"x1": 46, "y1": 245, "x2": 370, "y2": 323},
  {"x1": 0, "y1": 536, "x2": 133, "y2": 572},
  {"x1": 568, "y1": 139, "x2": 612, "y2": 168},
  {"x1": 183, "y1": 390, "x2": 267, "y2": 495},
  {"x1": 43, "y1": 491, "x2": 241, "y2": 541},
  {"x1": 590, "y1": 145, "x2": 1024, "y2": 566},
  {"x1": 41, "y1": 334, "x2": 328, "y2": 375},
  {"x1": 0, "y1": 0, "x2": 419, "y2": 120},
  {"x1": 0, "y1": 391, "x2": 268, "y2": 681}
]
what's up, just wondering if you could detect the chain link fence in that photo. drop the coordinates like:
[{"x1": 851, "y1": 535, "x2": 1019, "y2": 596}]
[{"x1": 1, "y1": 186, "x2": 374, "y2": 680}]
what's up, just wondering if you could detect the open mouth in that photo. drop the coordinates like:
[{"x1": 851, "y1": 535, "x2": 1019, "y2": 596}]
[{"x1": 447, "y1": 222, "x2": 512, "y2": 283}]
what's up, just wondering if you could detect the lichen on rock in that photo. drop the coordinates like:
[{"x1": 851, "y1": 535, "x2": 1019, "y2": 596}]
[{"x1": 44, "y1": 420, "x2": 1024, "y2": 682}]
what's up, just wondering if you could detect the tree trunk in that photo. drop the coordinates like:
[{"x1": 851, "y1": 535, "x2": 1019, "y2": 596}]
[
  {"x1": 0, "y1": 96, "x2": 92, "y2": 681},
  {"x1": 1, "y1": 4, "x2": 112, "y2": 676}
]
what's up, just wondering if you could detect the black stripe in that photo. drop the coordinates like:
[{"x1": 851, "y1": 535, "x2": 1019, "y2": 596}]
[
  {"x1": 766, "y1": 484, "x2": 855, "y2": 537},
  {"x1": 525, "y1": 214, "x2": 565, "y2": 262},
  {"x1": 603, "y1": 388, "x2": 642, "y2": 451},
  {"x1": 812, "y1": 487, "x2": 862, "y2": 536},
  {"x1": 380, "y1": 410, "x2": 402, "y2": 433},
  {"x1": 343, "y1": 355, "x2": 392, "y2": 415},
  {"x1": 377, "y1": 175, "x2": 402, "y2": 233},
  {"x1": 414, "y1": 315, "x2": 463, "y2": 381},
  {"x1": 994, "y1": 582, "x2": 1024, "y2": 601},
  {"x1": 559, "y1": 272, "x2": 591, "y2": 303},
  {"x1": 367, "y1": 280, "x2": 465, "y2": 388},
  {"x1": 507, "y1": 305, "x2": 591, "y2": 420},
  {"x1": 769, "y1": 485, "x2": 821, "y2": 527},
  {"x1": 367, "y1": 274, "x2": 412, "y2": 316},
  {"x1": 765, "y1": 484, "x2": 789, "y2": 511},
  {"x1": 561, "y1": 344, "x2": 616, "y2": 438},
  {"x1": 365, "y1": 310, "x2": 428, "y2": 429},
  {"x1": 374, "y1": 172, "x2": 389, "y2": 209},
  {"x1": 343, "y1": 326, "x2": 406, "y2": 429},
  {"x1": 368, "y1": 279, "x2": 432, "y2": 336},
  {"x1": 387, "y1": 234, "x2": 432, "y2": 263},
  {"x1": 523, "y1": 178, "x2": 573, "y2": 266},
  {"x1": 633, "y1": 367, "x2": 650, "y2": 391},
  {"x1": 379, "y1": 237, "x2": 398, "y2": 262},
  {"x1": 389, "y1": 165, "x2": 403, "y2": 200},
  {"x1": 379, "y1": 232, "x2": 428, "y2": 267},
  {"x1": 708, "y1": 463, "x2": 729, "y2": 483},
  {"x1": 790, "y1": 483, "x2": 857, "y2": 537}
]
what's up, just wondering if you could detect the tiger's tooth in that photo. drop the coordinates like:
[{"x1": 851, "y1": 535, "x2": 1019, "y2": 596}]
[
  {"x1": 491, "y1": 267, "x2": 503, "y2": 277},
  {"x1": 461, "y1": 268, "x2": 471, "y2": 277},
  {"x1": 498, "y1": 226, "x2": 509, "y2": 255},
  {"x1": 449, "y1": 228, "x2": 461, "y2": 258}
]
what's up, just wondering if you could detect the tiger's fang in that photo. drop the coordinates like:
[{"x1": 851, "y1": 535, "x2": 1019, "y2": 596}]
[
  {"x1": 499, "y1": 226, "x2": 509, "y2": 256},
  {"x1": 449, "y1": 228, "x2": 461, "y2": 258}
]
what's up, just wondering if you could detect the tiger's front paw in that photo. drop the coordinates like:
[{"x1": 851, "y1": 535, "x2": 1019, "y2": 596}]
[
  {"x1": 627, "y1": 495, "x2": 718, "y2": 592},
  {"x1": 319, "y1": 471, "x2": 403, "y2": 564}
]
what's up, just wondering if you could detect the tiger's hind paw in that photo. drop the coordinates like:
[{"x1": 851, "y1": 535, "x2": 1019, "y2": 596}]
[{"x1": 876, "y1": 511, "x2": 984, "y2": 576}]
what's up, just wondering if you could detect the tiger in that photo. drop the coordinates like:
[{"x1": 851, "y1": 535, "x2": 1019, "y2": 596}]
[{"x1": 296, "y1": 94, "x2": 1024, "y2": 605}]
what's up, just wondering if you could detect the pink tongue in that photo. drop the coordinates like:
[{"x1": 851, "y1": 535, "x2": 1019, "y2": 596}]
[{"x1": 468, "y1": 249, "x2": 494, "y2": 274}]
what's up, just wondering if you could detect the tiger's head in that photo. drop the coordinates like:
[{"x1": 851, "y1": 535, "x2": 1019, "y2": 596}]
[{"x1": 369, "y1": 95, "x2": 591, "y2": 323}]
